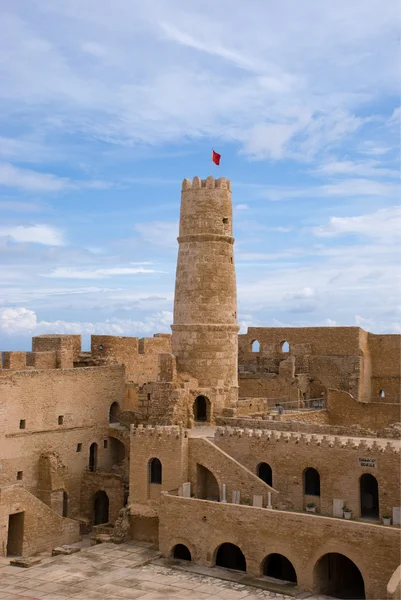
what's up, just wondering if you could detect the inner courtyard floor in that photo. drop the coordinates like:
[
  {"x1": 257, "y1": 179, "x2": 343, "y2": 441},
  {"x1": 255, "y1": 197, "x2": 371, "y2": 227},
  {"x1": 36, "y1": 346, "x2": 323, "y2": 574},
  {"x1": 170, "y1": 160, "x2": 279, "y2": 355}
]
[{"x1": 0, "y1": 540, "x2": 337, "y2": 600}]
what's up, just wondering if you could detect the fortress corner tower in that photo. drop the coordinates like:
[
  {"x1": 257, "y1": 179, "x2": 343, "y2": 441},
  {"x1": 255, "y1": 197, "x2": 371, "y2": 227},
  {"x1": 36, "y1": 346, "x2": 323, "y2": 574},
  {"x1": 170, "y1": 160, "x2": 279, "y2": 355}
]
[{"x1": 171, "y1": 176, "x2": 239, "y2": 413}]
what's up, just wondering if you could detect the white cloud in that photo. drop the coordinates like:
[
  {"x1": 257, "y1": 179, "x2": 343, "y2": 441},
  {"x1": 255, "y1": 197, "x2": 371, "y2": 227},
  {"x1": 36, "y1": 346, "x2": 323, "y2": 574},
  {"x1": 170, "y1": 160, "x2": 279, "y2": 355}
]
[
  {"x1": 311, "y1": 158, "x2": 398, "y2": 179},
  {"x1": 41, "y1": 266, "x2": 159, "y2": 279},
  {"x1": 0, "y1": 224, "x2": 64, "y2": 246},
  {"x1": 260, "y1": 178, "x2": 398, "y2": 201},
  {"x1": 235, "y1": 204, "x2": 249, "y2": 211},
  {"x1": 312, "y1": 205, "x2": 401, "y2": 241},
  {"x1": 0, "y1": 306, "x2": 173, "y2": 338},
  {"x1": 0, "y1": 162, "x2": 110, "y2": 192},
  {"x1": 134, "y1": 221, "x2": 179, "y2": 248}
]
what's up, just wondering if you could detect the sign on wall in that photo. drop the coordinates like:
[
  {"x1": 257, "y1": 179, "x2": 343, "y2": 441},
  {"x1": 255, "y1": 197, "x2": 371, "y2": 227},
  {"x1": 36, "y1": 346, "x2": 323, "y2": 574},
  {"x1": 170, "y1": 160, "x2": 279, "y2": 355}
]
[{"x1": 358, "y1": 457, "x2": 377, "y2": 468}]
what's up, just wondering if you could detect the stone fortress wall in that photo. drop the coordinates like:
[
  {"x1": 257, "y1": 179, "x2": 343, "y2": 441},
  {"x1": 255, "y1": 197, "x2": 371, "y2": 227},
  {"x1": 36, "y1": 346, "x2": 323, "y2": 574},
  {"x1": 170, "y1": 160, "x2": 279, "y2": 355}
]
[{"x1": 0, "y1": 176, "x2": 400, "y2": 600}]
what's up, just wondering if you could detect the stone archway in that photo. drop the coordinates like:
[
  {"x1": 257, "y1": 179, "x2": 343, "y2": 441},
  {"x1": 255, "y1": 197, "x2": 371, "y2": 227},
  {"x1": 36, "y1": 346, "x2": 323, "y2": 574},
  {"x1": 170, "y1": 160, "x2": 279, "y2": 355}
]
[
  {"x1": 263, "y1": 553, "x2": 297, "y2": 583},
  {"x1": 193, "y1": 396, "x2": 210, "y2": 422},
  {"x1": 93, "y1": 491, "x2": 109, "y2": 525},
  {"x1": 109, "y1": 402, "x2": 120, "y2": 423},
  {"x1": 197, "y1": 464, "x2": 220, "y2": 500},
  {"x1": 173, "y1": 544, "x2": 191, "y2": 561},
  {"x1": 314, "y1": 553, "x2": 365, "y2": 599},
  {"x1": 257, "y1": 462, "x2": 273, "y2": 487},
  {"x1": 215, "y1": 543, "x2": 246, "y2": 572},
  {"x1": 360, "y1": 473, "x2": 379, "y2": 519}
]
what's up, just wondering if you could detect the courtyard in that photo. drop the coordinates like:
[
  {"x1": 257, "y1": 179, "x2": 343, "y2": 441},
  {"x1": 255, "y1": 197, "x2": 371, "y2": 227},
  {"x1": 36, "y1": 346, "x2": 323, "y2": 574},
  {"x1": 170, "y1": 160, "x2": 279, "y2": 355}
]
[{"x1": 0, "y1": 540, "x2": 333, "y2": 600}]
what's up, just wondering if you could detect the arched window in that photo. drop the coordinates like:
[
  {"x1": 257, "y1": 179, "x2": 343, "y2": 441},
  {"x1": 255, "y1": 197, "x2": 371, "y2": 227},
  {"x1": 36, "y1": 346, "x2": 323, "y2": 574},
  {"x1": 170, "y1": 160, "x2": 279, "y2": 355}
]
[
  {"x1": 304, "y1": 467, "x2": 320, "y2": 496},
  {"x1": 149, "y1": 458, "x2": 162, "y2": 484},
  {"x1": 89, "y1": 443, "x2": 98, "y2": 472},
  {"x1": 281, "y1": 341, "x2": 290, "y2": 353},
  {"x1": 360, "y1": 473, "x2": 379, "y2": 519},
  {"x1": 257, "y1": 462, "x2": 273, "y2": 487},
  {"x1": 379, "y1": 389, "x2": 385, "y2": 398},
  {"x1": 251, "y1": 340, "x2": 260, "y2": 352},
  {"x1": 173, "y1": 544, "x2": 191, "y2": 561},
  {"x1": 109, "y1": 402, "x2": 120, "y2": 423},
  {"x1": 62, "y1": 491, "x2": 69, "y2": 517},
  {"x1": 215, "y1": 543, "x2": 246, "y2": 572}
]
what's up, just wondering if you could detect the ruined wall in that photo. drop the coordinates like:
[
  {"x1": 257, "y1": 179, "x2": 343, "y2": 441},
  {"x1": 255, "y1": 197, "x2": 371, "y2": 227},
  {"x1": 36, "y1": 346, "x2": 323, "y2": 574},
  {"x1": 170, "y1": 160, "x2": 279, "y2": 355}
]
[
  {"x1": 0, "y1": 485, "x2": 80, "y2": 557},
  {"x1": 159, "y1": 493, "x2": 400, "y2": 600},
  {"x1": 90, "y1": 334, "x2": 171, "y2": 385},
  {"x1": 327, "y1": 389, "x2": 400, "y2": 430},
  {"x1": 0, "y1": 366, "x2": 125, "y2": 518},
  {"x1": 214, "y1": 427, "x2": 400, "y2": 517}
]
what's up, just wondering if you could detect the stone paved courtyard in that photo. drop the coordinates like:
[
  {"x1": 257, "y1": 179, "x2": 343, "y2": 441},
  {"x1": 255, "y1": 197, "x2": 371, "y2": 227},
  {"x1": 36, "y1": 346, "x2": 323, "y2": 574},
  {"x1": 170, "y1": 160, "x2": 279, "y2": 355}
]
[{"x1": 0, "y1": 541, "x2": 332, "y2": 600}]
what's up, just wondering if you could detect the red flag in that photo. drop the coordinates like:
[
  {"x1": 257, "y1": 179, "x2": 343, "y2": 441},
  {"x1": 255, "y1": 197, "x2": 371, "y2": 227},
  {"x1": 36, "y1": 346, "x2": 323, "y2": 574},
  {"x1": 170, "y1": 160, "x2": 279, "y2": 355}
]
[{"x1": 212, "y1": 149, "x2": 221, "y2": 166}]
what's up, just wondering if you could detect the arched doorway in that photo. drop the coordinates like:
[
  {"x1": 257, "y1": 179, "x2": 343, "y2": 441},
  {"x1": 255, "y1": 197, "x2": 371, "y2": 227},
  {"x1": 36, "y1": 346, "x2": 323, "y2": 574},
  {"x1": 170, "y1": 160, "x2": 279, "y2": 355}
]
[
  {"x1": 193, "y1": 396, "x2": 209, "y2": 422},
  {"x1": 304, "y1": 467, "x2": 320, "y2": 496},
  {"x1": 110, "y1": 438, "x2": 126, "y2": 466},
  {"x1": 93, "y1": 491, "x2": 109, "y2": 525},
  {"x1": 89, "y1": 443, "x2": 98, "y2": 472},
  {"x1": 263, "y1": 553, "x2": 297, "y2": 583},
  {"x1": 215, "y1": 543, "x2": 246, "y2": 572},
  {"x1": 360, "y1": 473, "x2": 379, "y2": 519},
  {"x1": 149, "y1": 458, "x2": 162, "y2": 484},
  {"x1": 62, "y1": 491, "x2": 69, "y2": 517},
  {"x1": 314, "y1": 553, "x2": 365, "y2": 599},
  {"x1": 173, "y1": 544, "x2": 191, "y2": 561},
  {"x1": 257, "y1": 462, "x2": 273, "y2": 487},
  {"x1": 197, "y1": 464, "x2": 220, "y2": 500},
  {"x1": 109, "y1": 402, "x2": 120, "y2": 423}
]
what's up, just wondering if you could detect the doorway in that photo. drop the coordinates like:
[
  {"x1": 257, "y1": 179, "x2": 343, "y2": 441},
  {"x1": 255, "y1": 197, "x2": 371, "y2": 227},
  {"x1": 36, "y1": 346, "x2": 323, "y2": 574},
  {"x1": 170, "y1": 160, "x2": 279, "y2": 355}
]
[
  {"x1": 89, "y1": 442, "x2": 98, "y2": 472},
  {"x1": 7, "y1": 512, "x2": 24, "y2": 556},
  {"x1": 193, "y1": 396, "x2": 209, "y2": 422},
  {"x1": 93, "y1": 491, "x2": 109, "y2": 525},
  {"x1": 360, "y1": 473, "x2": 379, "y2": 519}
]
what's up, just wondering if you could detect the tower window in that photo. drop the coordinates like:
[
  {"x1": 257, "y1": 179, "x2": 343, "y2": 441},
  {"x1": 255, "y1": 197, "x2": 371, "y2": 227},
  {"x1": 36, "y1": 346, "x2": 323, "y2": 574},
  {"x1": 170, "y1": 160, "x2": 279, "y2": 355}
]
[
  {"x1": 99, "y1": 344, "x2": 104, "y2": 351},
  {"x1": 223, "y1": 217, "x2": 229, "y2": 224},
  {"x1": 76, "y1": 443, "x2": 82, "y2": 452},
  {"x1": 380, "y1": 390, "x2": 385, "y2": 398},
  {"x1": 17, "y1": 471, "x2": 23, "y2": 480},
  {"x1": 58, "y1": 415, "x2": 64, "y2": 425},
  {"x1": 281, "y1": 341, "x2": 290, "y2": 353},
  {"x1": 251, "y1": 340, "x2": 260, "y2": 352},
  {"x1": 19, "y1": 420, "x2": 26, "y2": 430},
  {"x1": 103, "y1": 440, "x2": 108, "y2": 449}
]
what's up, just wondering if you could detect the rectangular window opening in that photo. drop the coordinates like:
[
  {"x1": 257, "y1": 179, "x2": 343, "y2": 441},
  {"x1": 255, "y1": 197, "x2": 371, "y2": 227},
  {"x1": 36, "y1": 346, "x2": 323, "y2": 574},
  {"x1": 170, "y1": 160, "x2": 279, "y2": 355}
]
[
  {"x1": 103, "y1": 440, "x2": 108, "y2": 449},
  {"x1": 17, "y1": 471, "x2": 23, "y2": 480},
  {"x1": 19, "y1": 420, "x2": 25, "y2": 430},
  {"x1": 58, "y1": 415, "x2": 64, "y2": 425},
  {"x1": 76, "y1": 443, "x2": 82, "y2": 452}
]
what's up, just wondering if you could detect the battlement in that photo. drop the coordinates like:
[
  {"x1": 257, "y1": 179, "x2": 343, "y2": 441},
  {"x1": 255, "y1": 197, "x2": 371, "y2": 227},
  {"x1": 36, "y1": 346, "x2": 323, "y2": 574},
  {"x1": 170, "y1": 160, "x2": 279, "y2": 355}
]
[
  {"x1": 215, "y1": 426, "x2": 400, "y2": 454},
  {"x1": 182, "y1": 176, "x2": 231, "y2": 191},
  {"x1": 132, "y1": 425, "x2": 184, "y2": 438}
]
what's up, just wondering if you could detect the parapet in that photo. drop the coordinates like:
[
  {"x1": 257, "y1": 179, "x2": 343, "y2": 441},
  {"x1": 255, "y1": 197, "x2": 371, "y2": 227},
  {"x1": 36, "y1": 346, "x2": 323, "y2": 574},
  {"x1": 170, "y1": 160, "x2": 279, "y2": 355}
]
[
  {"x1": 182, "y1": 176, "x2": 231, "y2": 191},
  {"x1": 215, "y1": 426, "x2": 400, "y2": 454},
  {"x1": 132, "y1": 425, "x2": 184, "y2": 438}
]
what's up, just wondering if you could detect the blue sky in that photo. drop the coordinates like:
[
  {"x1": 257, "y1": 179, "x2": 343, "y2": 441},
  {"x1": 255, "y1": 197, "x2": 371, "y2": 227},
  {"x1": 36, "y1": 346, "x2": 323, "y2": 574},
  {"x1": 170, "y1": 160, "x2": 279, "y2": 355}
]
[{"x1": 0, "y1": 0, "x2": 400, "y2": 350}]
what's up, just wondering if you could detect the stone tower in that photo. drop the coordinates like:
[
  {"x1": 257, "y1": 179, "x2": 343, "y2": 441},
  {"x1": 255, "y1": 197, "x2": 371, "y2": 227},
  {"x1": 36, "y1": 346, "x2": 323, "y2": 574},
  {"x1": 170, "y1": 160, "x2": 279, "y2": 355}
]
[{"x1": 171, "y1": 176, "x2": 239, "y2": 412}]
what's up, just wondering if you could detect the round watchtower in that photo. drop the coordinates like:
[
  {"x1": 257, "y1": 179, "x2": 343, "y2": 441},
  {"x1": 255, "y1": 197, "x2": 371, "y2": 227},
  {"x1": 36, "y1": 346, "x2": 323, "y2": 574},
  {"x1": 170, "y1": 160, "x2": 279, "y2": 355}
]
[{"x1": 171, "y1": 176, "x2": 239, "y2": 404}]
